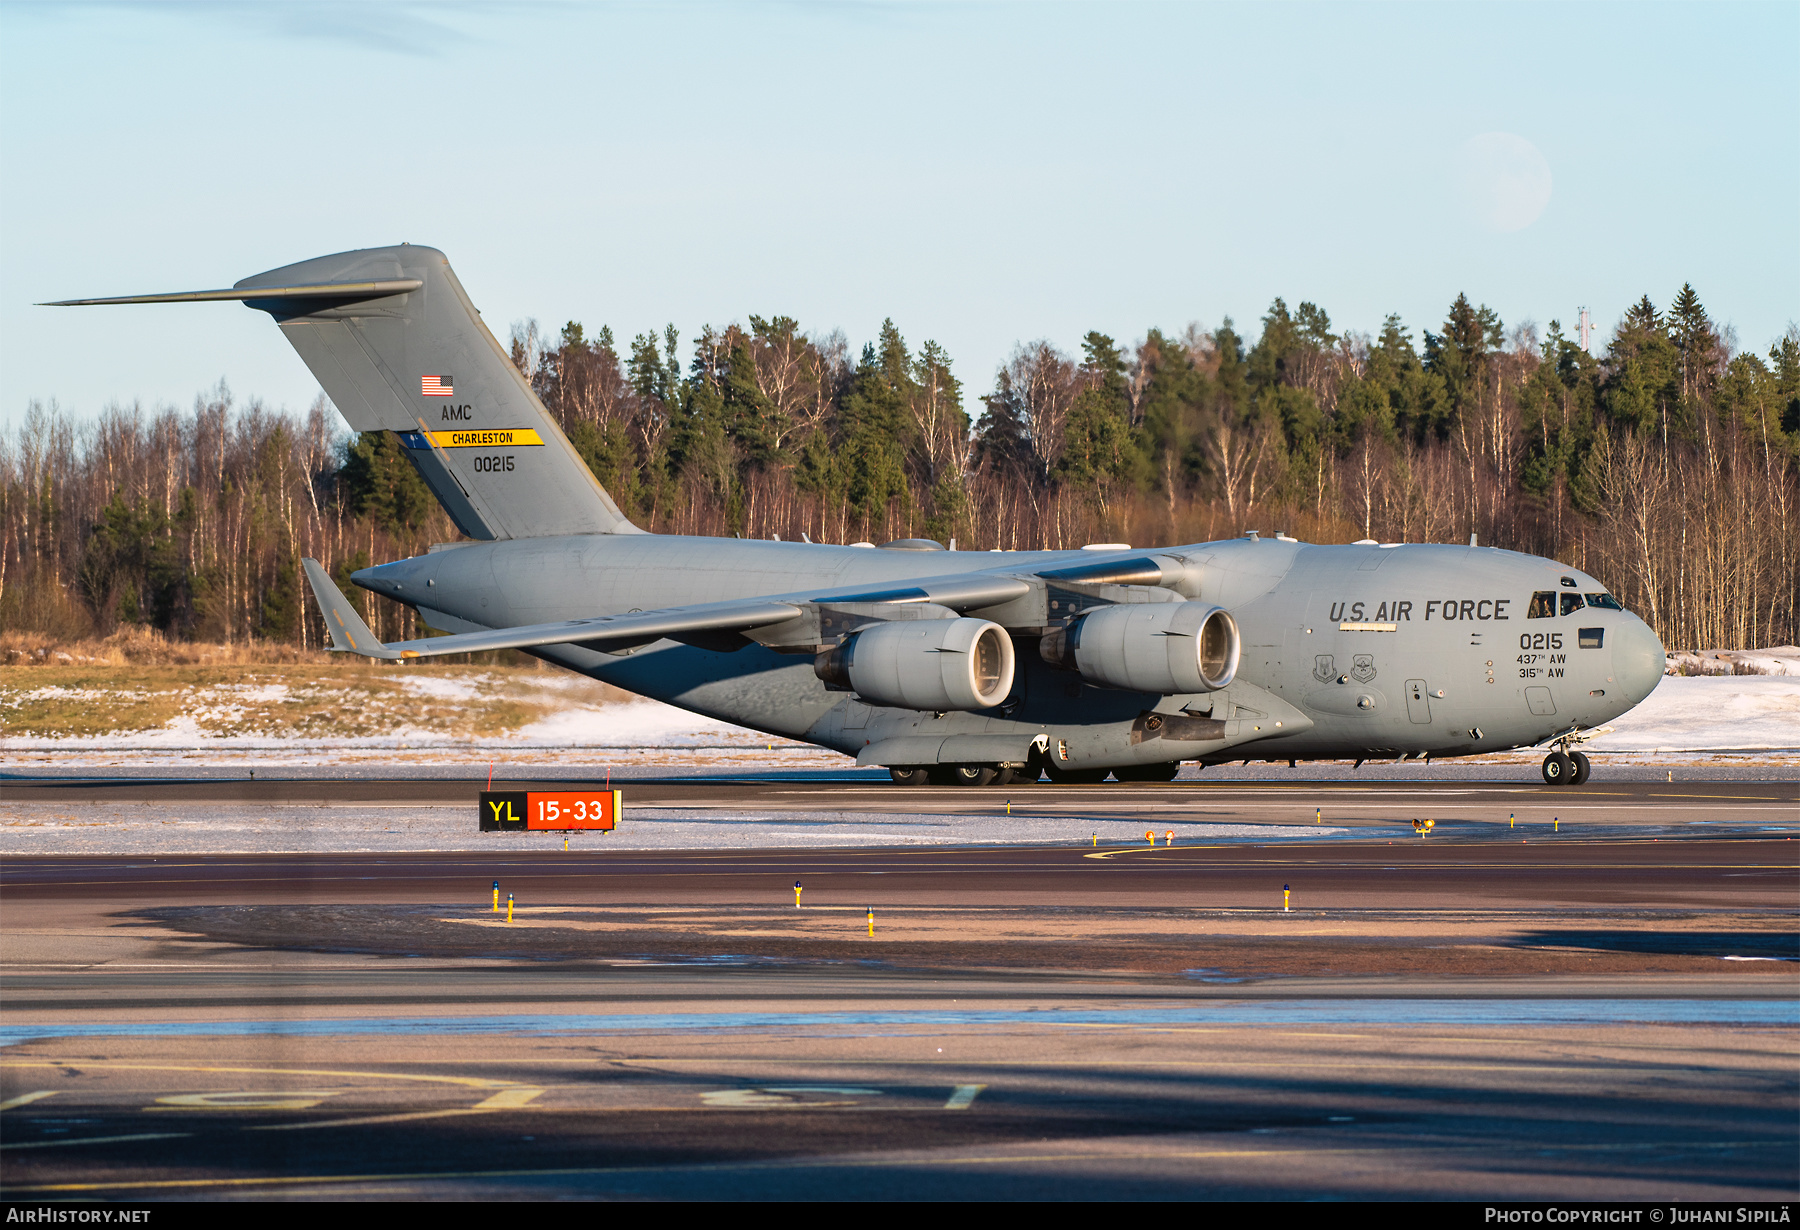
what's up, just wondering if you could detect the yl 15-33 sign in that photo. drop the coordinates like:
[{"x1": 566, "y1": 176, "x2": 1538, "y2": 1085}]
[{"x1": 480, "y1": 790, "x2": 620, "y2": 831}]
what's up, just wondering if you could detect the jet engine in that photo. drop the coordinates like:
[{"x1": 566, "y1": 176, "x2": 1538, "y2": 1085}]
[
  {"x1": 815, "y1": 617, "x2": 1016, "y2": 711},
  {"x1": 1040, "y1": 602, "x2": 1240, "y2": 694}
]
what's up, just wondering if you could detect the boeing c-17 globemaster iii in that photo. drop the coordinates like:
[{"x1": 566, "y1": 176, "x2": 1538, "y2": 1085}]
[{"x1": 49, "y1": 245, "x2": 1666, "y2": 786}]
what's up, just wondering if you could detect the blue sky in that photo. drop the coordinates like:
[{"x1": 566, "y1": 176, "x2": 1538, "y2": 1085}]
[{"x1": 2, "y1": 1, "x2": 1795, "y2": 430}]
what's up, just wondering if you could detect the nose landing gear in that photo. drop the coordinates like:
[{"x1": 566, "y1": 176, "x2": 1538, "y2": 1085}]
[{"x1": 1541, "y1": 743, "x2": 1592, "y2": 785}]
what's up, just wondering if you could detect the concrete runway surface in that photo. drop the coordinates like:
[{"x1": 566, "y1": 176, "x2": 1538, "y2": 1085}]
[{"x1": 0, "y1": 769, "x2": 1795, "y2": 1200}]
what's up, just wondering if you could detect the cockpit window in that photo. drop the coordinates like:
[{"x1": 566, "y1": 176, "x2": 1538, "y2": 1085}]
[
  {"x1": 1586, "y1": 592, "x2": 1623, "y2": 610},
  {"x1": 1527, "y1": 591, "x2": 1557, "y2": 618},
  {"x1": 1560, "y1": 592, "x2": 1586, "y2": 616}
]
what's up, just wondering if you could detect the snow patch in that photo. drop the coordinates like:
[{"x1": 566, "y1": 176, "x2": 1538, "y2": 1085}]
[
  {"x1": 1591, "y1": 675, "x2": 1800, "y2": 751},
  {"x1": 1665, "y1": 646, "x2": 1800, "y2": 677},
  {"x1": 392, "y1": 673, "x2": 492, "y2": 702},
  {"x1": 514, "y1": 700, "x2": 768, "y2": 747}
]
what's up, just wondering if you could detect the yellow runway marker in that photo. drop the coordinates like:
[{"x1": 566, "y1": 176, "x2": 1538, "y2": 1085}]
[
  {"x1": 255, "y1": 1086, "x2": 545, "y2": 1131},
  {"x1": 943, "y1": 1084, "x2": 985, "y2": 1109},
  {"x1": 0, "y1": 1090, "x2": 58, "y2": 1111},
  {"x1": 258, "y1": 1108, "x2": 488, "y2": 1132},
  {"x1": 150, "y1": 1091, "x2": 340, "y2": 1112}
]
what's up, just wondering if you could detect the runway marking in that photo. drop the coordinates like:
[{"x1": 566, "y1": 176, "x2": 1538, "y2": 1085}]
[
  {"x1": 2, "y1": 1138, "x2": 1783, "y2": 1193},
  {"x1": 254, "y1": 1106, "x2": 514, "y2": 1131},
  {"x1": 151, "y1": 1091, "x2": 343, "y2": 1112},
  {"x1": 474, "y1": 1086, "x2": 546, "y2": 1110},
  {"x1": 944, "y1": 1084, "x2": 985, "y2": 1109},
  {"x1": 0, "y1": 1131, "x2": 190, "y2": 1152},
  {"x1": 0, "y1": 1091, "x2": 57, "y2": 1111},
  {"x1": 701, "y1": 1087, "x2": 882, "y2": 1108}
]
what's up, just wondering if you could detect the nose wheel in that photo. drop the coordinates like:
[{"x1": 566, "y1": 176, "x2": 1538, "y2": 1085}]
[{"x1": 1541, "y1": 749, "x2": 1592, "y2": 785}]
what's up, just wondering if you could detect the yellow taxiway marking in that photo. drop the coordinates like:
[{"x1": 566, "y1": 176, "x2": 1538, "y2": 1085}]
[
  {"x1": 943, "y1": 1084, "x2": 985, "y2": 1109},
  {"x1": 253, "y1": 1086, "x2": 546, "y2": 1130},
  {"x1": 0, "y1": 1091, "x2": 57, "y2": 1111},
  {"x1": 258, "y1": 1109, "x2": 488, "y2": 1132},
  {"x1": 4, "y1": 1139, "x2": 1781, "y2": 1193},
  {"x1": 150, "y1": 1091, "x2": 343, "y2": 1112}
]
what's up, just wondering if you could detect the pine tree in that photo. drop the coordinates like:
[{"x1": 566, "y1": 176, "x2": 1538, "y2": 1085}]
[{"x1": 1666, "y1": 283, "x2": 1716, "y2": 407}]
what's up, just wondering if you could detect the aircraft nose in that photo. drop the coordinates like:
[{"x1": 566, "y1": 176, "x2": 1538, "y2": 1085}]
[{"x1": 1612, "y1": 618, "x2": 1666, "y2": 704}]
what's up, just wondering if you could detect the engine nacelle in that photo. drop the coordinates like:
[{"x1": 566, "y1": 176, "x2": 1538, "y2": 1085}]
[
  {"x1": 1040, "y1": 602, "x2": 1239, "y2": 694},
  {"x1": 814, "y1": 617, "x2": 1016, "y2": 711}
]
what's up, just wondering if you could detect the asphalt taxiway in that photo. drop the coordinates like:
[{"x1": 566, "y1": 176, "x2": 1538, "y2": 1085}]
[{"x1": 1, "y1": 769, "x2": 1794, "y2": 1200}]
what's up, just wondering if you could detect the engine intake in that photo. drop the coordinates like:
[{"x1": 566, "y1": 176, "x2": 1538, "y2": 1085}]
[
  {"x1": 815, "y1": 617, "x2": 1016, "y2": 711},
  {"x1": 1040, "y1": 602, "x2": 1239, "y2": 694}
]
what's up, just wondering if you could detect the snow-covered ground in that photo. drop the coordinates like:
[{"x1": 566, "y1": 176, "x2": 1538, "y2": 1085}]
[
  {"x1": 1582, "y1": 675, "x2": 1800, "y2": 753},
  {"x1": 3, "y1": 674, "x2": 1796, "y2": 767},
  {"x1": 1664, "y1": 645, "x2": 1800, "y2": 677}
]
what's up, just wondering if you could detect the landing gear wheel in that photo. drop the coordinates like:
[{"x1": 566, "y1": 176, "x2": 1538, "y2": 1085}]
[
  {"x1": 1115, "y1": 762, "x2": 1181, "y2": 782},
  {"x1": 949, "y1": 764, "x2": 997, "y2": 787},
  {"x1": 1542, "y1": 752, "x2": 1572, "y2": 785},
  {"x1": 991, "y1": 767, "x2": 1019, "y2": 786},
  {"x1": 889, "y1": 767, "x2": 929, "y2": 786},
  {"x1": 1569, "y1": 750, "x2": 1591, "y2": 785}
]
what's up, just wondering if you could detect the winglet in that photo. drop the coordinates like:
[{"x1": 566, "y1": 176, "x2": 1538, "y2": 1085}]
[{"x1": 301, "y1": 558, "x2": 403, "y2": 659}]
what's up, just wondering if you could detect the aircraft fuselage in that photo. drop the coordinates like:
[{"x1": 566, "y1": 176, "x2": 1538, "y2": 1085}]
[{"x1": 356, "y1": 533, "x2": 1665, "y2": 773}]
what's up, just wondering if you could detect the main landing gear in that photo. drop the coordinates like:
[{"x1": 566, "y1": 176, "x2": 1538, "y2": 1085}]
[
  {"x1": 889, "y1": 765, "x2": 1028, "y2": 787},
  {"x1": 1541, "y1": 747, "x2": 1591, "y2": 786},
  {"x1": 889, "y1": 760, "x2": 1183, "y2": 786}
]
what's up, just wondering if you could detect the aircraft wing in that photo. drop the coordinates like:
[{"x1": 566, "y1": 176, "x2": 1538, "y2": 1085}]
[
  {"x1": 302, "y1": 556, "x2": 1077, "y2": 663},
  {"x1": 301, "y1": 558, "x2": 801, "y2": 660}
]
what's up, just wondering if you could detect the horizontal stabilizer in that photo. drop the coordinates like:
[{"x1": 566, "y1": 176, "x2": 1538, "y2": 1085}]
[
  {"x1": 40, "y1": 280, "x2": 423, "y2": 307},
  {"x1": 302, "y1": 558, "x2": 800, "y2": 660}
]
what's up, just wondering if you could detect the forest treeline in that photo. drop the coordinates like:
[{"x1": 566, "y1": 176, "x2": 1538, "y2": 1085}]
[{"x1": 2, "y1": 286, "x2": 1797, "y2": 655}]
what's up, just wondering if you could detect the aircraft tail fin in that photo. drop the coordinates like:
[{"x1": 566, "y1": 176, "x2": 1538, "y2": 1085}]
[{"x1": 52, "y1": 245, "x2": 641, "y2": 541}]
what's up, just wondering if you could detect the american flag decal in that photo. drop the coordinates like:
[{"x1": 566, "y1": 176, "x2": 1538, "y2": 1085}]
[{"x1": 421, "y1": 375, "x2": 454, "y2": 397}]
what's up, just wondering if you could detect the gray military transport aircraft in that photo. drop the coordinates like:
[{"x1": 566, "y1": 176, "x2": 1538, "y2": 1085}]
[{"x1": 52, "y1": 245, "x2": 1665, "y2": 786}]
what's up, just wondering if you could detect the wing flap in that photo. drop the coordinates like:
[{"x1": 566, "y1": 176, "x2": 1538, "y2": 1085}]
[{"x1": 811, "y1": 573, "x2": 1031, "y2": 609}]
